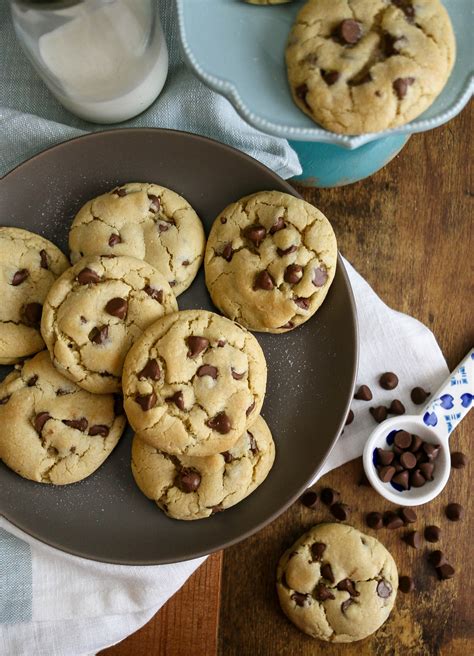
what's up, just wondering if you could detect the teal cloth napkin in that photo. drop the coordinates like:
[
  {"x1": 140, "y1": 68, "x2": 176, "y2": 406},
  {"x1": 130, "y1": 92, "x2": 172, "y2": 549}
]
[{"x1": 0, "y1": 1, "x2": 301, "y2": 178}]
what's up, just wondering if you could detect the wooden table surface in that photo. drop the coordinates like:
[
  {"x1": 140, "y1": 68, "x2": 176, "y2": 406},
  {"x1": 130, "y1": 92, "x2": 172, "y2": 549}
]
[{"x1": 102, "y1": 105, "x2": 473, "y2": 656}]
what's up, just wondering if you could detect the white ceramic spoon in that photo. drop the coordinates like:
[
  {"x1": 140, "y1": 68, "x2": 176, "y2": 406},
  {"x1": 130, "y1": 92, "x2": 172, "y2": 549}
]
[{"x1": 363, "y1": 348, "x2": 473, "y2": 506}]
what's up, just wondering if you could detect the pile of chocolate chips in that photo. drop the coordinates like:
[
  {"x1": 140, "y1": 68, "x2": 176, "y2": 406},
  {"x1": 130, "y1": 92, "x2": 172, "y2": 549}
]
[{"x1": 375, "y1": 430, "x2": 440, "y2": 490}]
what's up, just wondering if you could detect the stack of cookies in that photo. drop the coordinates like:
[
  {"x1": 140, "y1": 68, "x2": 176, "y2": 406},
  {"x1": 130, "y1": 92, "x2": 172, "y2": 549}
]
[{"x1": 0, "y1": 184, "x2": 337, "y2": 521}]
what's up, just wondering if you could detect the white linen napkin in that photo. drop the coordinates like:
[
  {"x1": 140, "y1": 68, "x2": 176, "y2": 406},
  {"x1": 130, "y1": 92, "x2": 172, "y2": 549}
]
[{"x1": 0, "y1": 260, "x2": 449, "y2": 656}]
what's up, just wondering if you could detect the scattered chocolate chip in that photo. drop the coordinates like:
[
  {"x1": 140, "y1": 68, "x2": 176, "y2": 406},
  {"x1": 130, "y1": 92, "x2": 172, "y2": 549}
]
[
  {"x1": 314, "y1": 583, "x2": 335, "y2": 601},
  {"x1": 89, "y1": 325, "x2": 109, "y2": 345},
  {"x1": 148, "y1": 194, "x2": 160, "y2": 213},
  {"x1": 137, "y1": 359, "x2": 161, "y2": 381},
  {"x1": 34, "y1": 412, "x2": 51, "y2": 432},
  {"x1": 27, "y1": 375, "x2": 38, "y2": 387},
  {"x1": 380, "y1": 372, "x2": 398, "y2": 390},
  {"x1": 277, "y1": 245, "x2": 297, "y2": 257},
  {"x1": 312, "y1": 266, "x2": 328, "y2": 287},
  {"x1": 437, "y1": 563, "x2": 455, "y2": 580},
  {"x1": 143, "y1": 285, "x2": 163, "y2": 303},
  {"x1": 370, "y1": 406, "x2": 387, "y2": 423},
  {"x1": 410, "y1": 469, "x2": 426, "y2": 488},
  {"x1": 254, "y1": 270, "x2": 274, "y2": 290},
  {"x1": 246, "y1": 401, "x2": 256, "y2": 417},
  {"x1": 279, "y1": 322, "x2": 294, "y2": 330},
  {"x1": 376, "y1": 579, "x2": 392, "y2": 598},
  {"x1": 217, "y1": 339, "x2": 226, "y2": 348},
  {"x1": 423, "y1": 443, "x2": 440, "y2": 461},
  {"x1": 231, "y1": 368, "x2": 245, "y2": 380},
  {"x1": 11, "y1": 269, "x2": 29, "y2": 286},
  {"x1": 399, "y1": 576, "x2": 415, "y2": 593},
  {"x1": 424, "y1": 525, "x2": 441, "y2": 543},
  {"x1": 221, "y1": 451, "x2": 234, "y2": 464},
  {"x1": 220, "y1": 217, "x2": 227, "y2": 224},
  {"x1": 113, "y1": 188, "x2": 127, "y2": 197},
  {"x1": 388, "y1": 399, "x2": 405, "y2": 415},
  {"x1": 311, "y1": 542, "x2": 326, "y2": 561},
  {"x1": 0, "y1": 396, "x2": 11, "y2": 405},
  {"x1": 366, "y1": 512, "x2": 384, "y2": 529},
  {"x1": 108, "y1": 233, "x2": 121, "y2": 247},
  {"x1": 392, "y1": 0, "x2": 415, "y2": 20},
  {"x1": 220, "y1": 243, "x2": 233, "y2": 262},
  {"x1": 400, "y1": 451, "x2": 417, "y2": 469},
  {"x1": 295, "y1": 83, "x2": 311, "y2": 109},
  {"x1": 321, "y1": 70, "x2": 340, "y2": 86},
  {"x1": 301, "y1": 490, "x2": 318, "y2": 508},
  {"x1": 39, "y1": 249, "x2": 49, "y2": 269},
  {"x1": 88, "y1": 424, "x2": 110, "y2": 437},
  {"x1": 320, "y1": 487, "x2": 340, "y2": 506},
  {"x1": 294, "y1": 297, "x2": 310, "y2": 311},
  {"x1": 376, "y1": 448, "x2": 395, "y2": 466},
  {"x1": 337, "y1": 579, "x2": 360, "y2": 597},
  {"x1": 419, "y1": 462, "x2": 435, "y2": 480},
  {"x1": 445, "y1": 503, "x2": 463, "y2": 522},
  {"x1": 292, "y1": 592, "x2": 310, "y2": 607},
  {"x1": 206, "y1": 412, "x2": 231, "y2": 434},
  {"x1": 428, "y1": 550, "x2": 446, "y2": 568},
  {"x1": 336, "y1": 19, "x2": 363, "y2": 45},
  {"x1": 269, "y1": 216, "x2": 286, "y2": 234},
  {"x1": 77, "y1": 267, "x2": 101, "y2": 284},
  {"x1": 248, "y1": 431, "x2": 258, "y2": 455},
  {"x1": 399, "y1": 508, "x2": 417, "y2": 524},
  {"x1": 394, "y1": 430, "x2": 412, "y2": 450},
  {"x1": 345, "y1": 409, "x2": 354, "y2": 425},
  {"x1": 341, "y1": 598, "x2": 354, "y2": 613},
  {"x1": 378, "y1": 465, "x2": 396, "y2": 483},
  {"x1": 105, "y1": 297, "x2": 128, "y2": 320},
  {"x1": 320, "y1": 563, "x2": 335, "y2": 583},
  {"x1": 384, "y1": 511, "x2": 404, "y2": 529},
  {"x1": 135, "y1": 391, "x2": 157, "y2": 411},
  {"x1": 23, "y1": 302, "x2": 42, "y2": 326},
  {"x1": 404, "y1": 530, "x2": 421, "y2": 549},
  {"x1": 392, "y1": 470, "x2": 410, "y2": 489},
  {"x1": 158, "y1": 222, "x2": 170, "y2": 233},
  {"x1": 451, "y1": 452, "x2": 467, "y2": 469},
  {"x1": 167, "y1": 391, "x2": 185, "y2": 411},
  {"x1": 284, "y1": 264, "x2": 303, "y2": 284},
  {"x1": 411, "y1": 387, "x2": 430, "y2": 404},
  {"x1": 187, "y1": 336, "x2": 209, "y2": 358},
  {"x1": 244, "y1": 225, "x2": 266, "y2": 247},
  {"x1": 197, "y1": 364, "x2": 218, "y2": 379},
  {"x1": 47, "y1": 446, "x2": 58, "y2": 457},
  {"x1": 177, "y1": 468, "x2": 201, "y2": 493},
  {"x1": 63, "y1": 417, "x2": 88, "y2": 432},
  {"x1": 330, "y1": 502, "x2": 350, "y2": 521},
  {"x1": 410, "y1": 435, "x2": 423, "y2": 452},
  {"x1": 354, "y1": 384, "x2": 372, "y2": 401},
  {"x1": 393, "y1": 77, "x2": 414, "y2": 100}
]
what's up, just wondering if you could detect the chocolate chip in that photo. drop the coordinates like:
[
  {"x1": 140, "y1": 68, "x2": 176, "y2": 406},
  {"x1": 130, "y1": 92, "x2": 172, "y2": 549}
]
[
  {"x1": 320, "y1": 563, "x2": 335, "y2": 583},
  {"x1": 376, "y1": 579, "x2": 392, "y2": 598},
  {"x1": 424, "y1": 525, "x2": 440, "y2": 543},
  {"x1": 337, "y1": 579, "x2": 359, "y2": 596},
  {"x1": 384, "y1": 511, "x2": 404, "y2": 529},
  {"x1": 220, "y1": 217, "x2": 227, "y2": 225},
  {"x1": 27, "y1": 375, "x2": 38, "y2": 387},
  {"x1": 378, "y1": 465, "x2": 396, "y2": 483},
  {"x1": 394, "y1": 430, "x2": 412, "y2": 450},
  {"x1": 105, "y1": 297, "x2": 128, "y2": 320},
  {"x1": 341, "y1": 599, "x2": 354, "y2": 613},
  {"x1": 337, "y1": 19, "x2": 363, "y2": 44},
  {"x1": 404, "y1": 530, "x2": 421, "y2": 549},
  {"x1": 220, "y1": 243, "x2": 233, "y2": 262},
  {"x1": 314, "y1": 583, "x2": 335, "y2": 601},
  {"x1": 428, "y1": 550, "x2": 446, "y2": 568},
  {"x1": 330, "y1": 502, "x2": 350, "y2": 521},
  {"x1": 400, "y1": 508, "x2": 417, "y2": 524},
  {"x1": 354, "y1": 384, "x2": 372, "y2": 401},
  {"x1": 419, "y1": 462, "x2": 435, "y2": 480},
  {"x1": 399, "y1": 576, "x2": 415, "y2": 593},
  {"x1": 137, "y1": 359, "x2": 161, "y2": 381},
  {"x1": 392, "y1": 470, "x2": 410, "y2": 489},
  {"x1": 277, "y1": 245, "x2": 297, "y2": 257},
  {"x1": 311, "y1": 542, "x2": 326, "y2": 561},
  {"x1": 108, "y1": 233, "x2": 121, "y2": 247},
  {"x1": 410, "y1": 435, "x2": 423, "y2": 452},
  {"x1": 388, "y1": 399, "x2": 405, "y2": 415},
  {"x1": 366, "y1": 512, "x2": 384, "y2": 529},
  {"x1": 88, "y1": 424, "x2": 110, "y2": 437},
  {"x1": 446, "y1": 503, "x2": 463, "y2": 521},
  {"x1": 187, "y1": 336, "x2": 209, "y2": 358},
  {"x1": 284, "y1": 264, "x2": 303, "y2": 284},
  {"x1": 376, "y1": 448, "x2": 395, "y2": 466},
  {"x1": 294, "y1": 297, "x2": 310, "y2": 311},
  {"x1": 254, "y1": 270, "x2": 274, "y2": 290},
  {"x1": 167, "y1": 391, "x2": 185, "y2": 411},
  {"x1": 244, "y1": 225, "x2": 266, "y2": 247},
  {"x1": 321, "y1": 70, "x2": 340, "y2": 86},
  {"x1": 113, "y1": 188, "x2": 127, "y2": 197},
  {"x1": 221, "y1": 451, "x2": 234, "y2": 464},
  {"x1": 217, "y1": 340, "x2": 226, "y2": 348},
  {"x1": 197, "y1": 364, "x2": 218, "y2": 379},
  {"x1": 410, "y1": 469, "x2": 426, "y2": 488},
  {"x1": 349, "y1": 71, "x2": 372, "y2": 86},
  {"x1": 148, "y1": 194, "x2": 161, "y2": 213},
  {"x1": 320, "y1": 488, "x2": 340, "y2": 506},
  {"x1": 279, "y1": 322, "x2": 294, "y2": 330},
  {"x1": 246, "y1": 401, "x2": 255, "y2": 417},
  {"x1": 423, "y1": 443, "x2": 440, "y2": 461},
  {"x1": 11, "y1": 269, "x2": 29, "y2": 286},
  {"x1": 380, "y1": 372, "x2": 398, "y2": 390},
  {"x1": 248, "y1": 431, "x2": 258, "y2": 454},
  {"x1": 206, "y1": 412, "x2": 231, "y2": 434},
  {"x1": 63, "y1": 417, "x2": 88, "y2": 432},
  {"x1": 345, "y1": 409, "x2": 354, "y2": 425},
  {"x1": 158, "y1": 223, "x2": 170, "y2": 233},
  {"x1": 312, "y1": 266, "x2": 328, "y2": 287},
  {"x1": 400, "y1": 451, "x2": 417, "y2": 469},
  {"x1": 34, "y1": 412, "x2": 51, "y2": 432},
  {"x1": 23, "y1": 302, "x2": 42, "y2": 326},
  {"x1": 393, "y1": 77, "x2": 415, "y2": 100},
  {"x1": 77, "y1": 267, "x2": 101, "y2": 284},
  {"x1": 437, "y1": 563, "x2": 455, "y2": 580},
  {"x1": 295, "y1": 83, "x2": 311, "y2": 108},
  {"x1": 39, "y1": 249, "x2": 49, "y2": 269},
  {"x1": 291, "y1": 592, "x2": 311, "y2": 607},
  {"x1": 370, "y1": 406, "x2": 387, "y2": 423},
  {"x1": 177, "y1": 468, "x2": 201, "y2": 493},
  {"x1": 231, "y1": 368, "x2": 245, "y2": 380},
  {"x1": 135, "y1": 391, "x2": 157, "y2": 411},
  {"x1": 392, "y1": 0, "x2": 415, "y2": 20},
  {"x1": 411, "y1": 387, "x2": 430, "y2": 404},
  {"x1": 269, "y1": 216, "x2": 286, "y2": 234},
  {"x1": 382, "y1": 32, "x2": 401, "y2": 57},
  {"x1": 143, "y1": 285, "x2": 163, "y2": 303},
  {"x1": 451, "y1": 451, "x2": 467, "y2": 468},
  {"x1": 89, "y1": 325, "x2": 108, "y2": 345},
  {"x1": 301, "y1": 490, "x2": 318, "y2": 508}
]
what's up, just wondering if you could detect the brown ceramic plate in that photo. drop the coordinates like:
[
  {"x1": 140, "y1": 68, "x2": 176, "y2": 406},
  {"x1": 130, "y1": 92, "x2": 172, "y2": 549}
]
[{"x1": 0, "y1": 129, "x2": 357, "y2": 564}]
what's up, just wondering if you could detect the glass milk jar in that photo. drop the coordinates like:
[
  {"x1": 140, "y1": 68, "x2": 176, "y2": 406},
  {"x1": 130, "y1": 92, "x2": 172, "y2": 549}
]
[{"x1": 10, "y1": 0, "x2": 168, "y2": 123}]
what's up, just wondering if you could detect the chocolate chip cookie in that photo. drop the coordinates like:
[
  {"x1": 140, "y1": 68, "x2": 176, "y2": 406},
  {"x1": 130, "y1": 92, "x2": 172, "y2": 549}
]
[
  {"x1": 286, "y1": 0, "x2": 456, "y2": 134},
  {"x1": 277, "y1": 523, "x2": 398, "y2": 642},
  {"x1": 0, "y1": 227, "x2": 69, "y2": 365},
  {"x1": 69, "y1": 182, "x2": 206, "y2": 296},
  {"x1": 131, "y1": 414, "x2": 275, "y2": 520},
  {"x1": 204, "y1": 191, "x2": 337, "y2": 332},
  {"x1": 41, "y1": 255, "x2": 178, "y2": 394},
  {"x1": 0, "y1": 351, "x2": 126, "y2": 484},
  {"x1": 122, "y1": 309, "x2": 267, "y2": 456}
]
